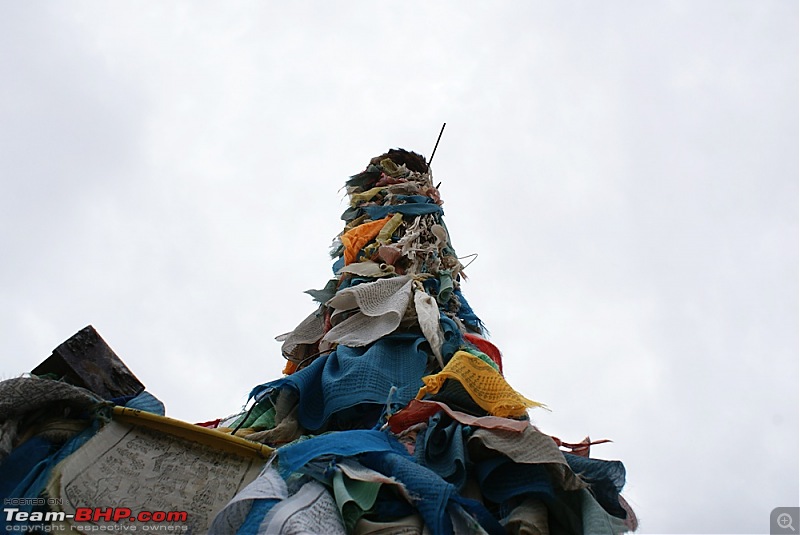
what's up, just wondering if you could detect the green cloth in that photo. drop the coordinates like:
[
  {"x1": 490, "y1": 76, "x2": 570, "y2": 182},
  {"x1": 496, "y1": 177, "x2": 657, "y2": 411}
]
[
  {"x1": 234, "y1": 403, "x2": 276, "y2": 430},
  {"x1": 332, "y1": 468, "x2": 382, "y2": 532},
  {"x1": 463, "y1": 347, "x2": 500, "y2": 371}
]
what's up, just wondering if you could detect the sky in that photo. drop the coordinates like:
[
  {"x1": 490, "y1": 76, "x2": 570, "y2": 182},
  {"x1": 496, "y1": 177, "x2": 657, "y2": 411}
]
[{"x1": 1, "y1": 2, "x2": 797, "y2": 533}]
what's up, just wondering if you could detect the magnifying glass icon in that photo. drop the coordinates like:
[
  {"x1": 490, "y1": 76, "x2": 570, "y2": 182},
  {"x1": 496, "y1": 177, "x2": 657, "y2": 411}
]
[{"x1": 778, "y1": 512, "x2": 796, "y2": 531}]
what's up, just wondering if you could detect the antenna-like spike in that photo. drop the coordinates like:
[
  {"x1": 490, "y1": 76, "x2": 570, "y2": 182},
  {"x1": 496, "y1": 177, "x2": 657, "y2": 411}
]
[{"x1": 428, "y1": 123, "x2": 446, "y2": 169}]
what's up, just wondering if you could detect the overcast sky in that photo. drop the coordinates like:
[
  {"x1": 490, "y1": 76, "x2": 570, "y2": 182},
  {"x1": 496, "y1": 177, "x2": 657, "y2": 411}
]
[{"x1": 1, "y1": 2, "x2": 797, "y2": 534}]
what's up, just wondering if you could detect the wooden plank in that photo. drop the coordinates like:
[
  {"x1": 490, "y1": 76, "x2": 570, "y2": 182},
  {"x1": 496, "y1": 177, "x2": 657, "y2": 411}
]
[{"x1": 31, "y1": 325, "x2": 145, "y2": 400}]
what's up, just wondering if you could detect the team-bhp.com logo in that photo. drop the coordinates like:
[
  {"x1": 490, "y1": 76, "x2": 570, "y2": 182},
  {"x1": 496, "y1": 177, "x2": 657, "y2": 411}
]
[{"x1": 4, "y1": 507, "x2": 189, "y2": 532}]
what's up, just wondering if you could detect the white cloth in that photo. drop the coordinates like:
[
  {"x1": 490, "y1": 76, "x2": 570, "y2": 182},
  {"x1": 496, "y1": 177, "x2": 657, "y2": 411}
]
[
  {"x1": 278, "y1": 309, "x2": 325, "y2": 360},
  {"x1": 413, "y1": 286, "x2": 445, "y2": 368},
  {"x1": 323, "y1": 276, "x2": 414, "y2": 347},
  {"x1": 262, "y1": 481, "x2": 347, "y2": 535},
  {"x1": 208, "y1": 464, "x2": 287, "y2": 534}
]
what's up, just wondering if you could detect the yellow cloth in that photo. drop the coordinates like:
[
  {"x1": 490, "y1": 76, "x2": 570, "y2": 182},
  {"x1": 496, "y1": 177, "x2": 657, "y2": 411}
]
[
  {"x1": 362, "y1": 213, "x2": 404, "y2": 260},
  {"x1": 375, "y1": 213, "x2": 404, "y2": 245},
  {"x1": 350, "y1": 186, "x2": 386, "y2": 207},
  {"x1": 341, "y1": 216, "x2": 393, "y2": 265},
  {"x1": 416, "y1": 351, "x2": 544, "y2": 418}
]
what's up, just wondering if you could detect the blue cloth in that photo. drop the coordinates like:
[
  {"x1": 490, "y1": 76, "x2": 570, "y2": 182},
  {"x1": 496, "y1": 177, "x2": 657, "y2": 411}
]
[
  {"x1": 236, "y1": 499, "x2": 280, "y2": 535},
  {"x1": 331, "y1": 256, "x2": 345, "y2": 275},
  {"x1": 124, "y1": 391, "x2": 165, "y2": 415},
  {"x1": 454, "y1": 289, "x2": 484, "y2": 333},
  {"x1": 109, "y1": 391, "x2": 164, "y2": 415},
  {"x1": 362, "y1": 196, "x2": 443, "y2": 220},
  {"x1": 277, "y1": 429, "x2": 407, "y2": 478},
  {"x1": 305, "y1": 280, "x2": 338, "y2": 303},
  {"x1": 368, "y1": 486, "x2": 415, "y2": 518},
  {"x1": 359, "y1": 450, "x2": 504, "y2": 535},
  {"x1": 359, "y1": 450, "x2": 454, "y2": 535},
  {"x1": 0, "y1": 423, "x2": 98, "y2": 530},
  {"x1": 414, "y1": 414, "x2": 468, "y2": 490},
  {"x1": 564, "y1": 454, "x2": 628, "y2": 518},
  {"x1": 439, "y1": 314, "x2": 463, "y2": 363},
  {"x1": 108, "y1": 394, "x2": 136, "y2": 406},
  {"x1": 422, "y1": 277, "x2": 439, "y2": 294},
  {"x1": 251, "y1": 333, "x2": 429, "y2": 432},
  {"x1": 339, "y1": 205, "x2": 363, "y2": 222},
  {"x1": 456, "y1": 497, "x2": 507, "y2": 535},
  {"x1": 475, "y1": 456, "x2": 555, "y2": 504},
  {"x1": 0, "y1": 436, "x2": 57, "y2": 499}
]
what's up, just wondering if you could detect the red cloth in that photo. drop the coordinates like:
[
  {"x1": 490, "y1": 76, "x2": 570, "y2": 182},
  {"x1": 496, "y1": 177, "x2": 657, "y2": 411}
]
[
  {"x1": 388, "y1": 399, "x2": 529, "y2": 434},
  {"x1": 550, "y1": 435, "x2": 612, "y2": 457},
  {"x1": 463, "y1": 333, "x2": 503, "y2": 374},
  {"x1": 194, "y1": 418, "x2": 222, "y2": 429}
]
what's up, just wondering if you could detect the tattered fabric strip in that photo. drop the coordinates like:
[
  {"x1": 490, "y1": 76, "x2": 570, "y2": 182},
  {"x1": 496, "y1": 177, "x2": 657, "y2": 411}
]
[
  {"x1": 388, "y1": 399, "x2": 530, "y2": 434},
  {"x1": 552, "y1": 435, "x2": 613, "y2": 457},
  {"x1": 416, "y1": 351, "x2": 543, "y2": 418}
]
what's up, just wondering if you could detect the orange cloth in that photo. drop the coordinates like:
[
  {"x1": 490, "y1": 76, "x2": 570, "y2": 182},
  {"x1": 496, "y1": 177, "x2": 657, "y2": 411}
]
[{"x1": 341, "y1": 216, "x2": 393, "y2": 265}]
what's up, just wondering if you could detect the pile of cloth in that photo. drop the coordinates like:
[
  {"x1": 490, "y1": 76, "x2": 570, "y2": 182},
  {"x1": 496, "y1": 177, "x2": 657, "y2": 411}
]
[
  {"x1": 210, "y1": 149, "x2": 637, "y2": 534},
  {"x1": 0, "y1": 149, "x2": 636, "y2": 534}
]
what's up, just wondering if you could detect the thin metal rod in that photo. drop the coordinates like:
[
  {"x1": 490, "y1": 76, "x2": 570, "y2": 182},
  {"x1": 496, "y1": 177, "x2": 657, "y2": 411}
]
[{"x1": 428, "y1": 123, "x2": 446, "y2": 167}]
